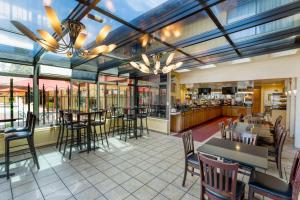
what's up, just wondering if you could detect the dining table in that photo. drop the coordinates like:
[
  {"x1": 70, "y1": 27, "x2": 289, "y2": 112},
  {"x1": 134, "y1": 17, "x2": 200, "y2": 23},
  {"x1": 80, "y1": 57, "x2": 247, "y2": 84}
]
[{"x1": 197, "y1": 137, "x2": 269, "y2": 170}]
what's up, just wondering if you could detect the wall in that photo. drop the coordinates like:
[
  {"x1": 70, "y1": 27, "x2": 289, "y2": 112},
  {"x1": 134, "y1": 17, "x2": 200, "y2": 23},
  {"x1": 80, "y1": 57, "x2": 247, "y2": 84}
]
[
  {"x1": 260, "y1": 83, "x2": 285, "y2": 112},
  {"x1": 0, "y1": 117, "x2": 169, "y2": 155},
  {"x1": 179, "y1": 54, "x2": 300, "y2": 147}
]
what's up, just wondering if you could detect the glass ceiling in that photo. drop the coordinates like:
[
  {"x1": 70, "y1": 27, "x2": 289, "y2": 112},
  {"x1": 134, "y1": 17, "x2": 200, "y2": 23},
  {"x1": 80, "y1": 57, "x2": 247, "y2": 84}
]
[{"x1": 0, "y1": 0, "x2": 300, "y2": 75}]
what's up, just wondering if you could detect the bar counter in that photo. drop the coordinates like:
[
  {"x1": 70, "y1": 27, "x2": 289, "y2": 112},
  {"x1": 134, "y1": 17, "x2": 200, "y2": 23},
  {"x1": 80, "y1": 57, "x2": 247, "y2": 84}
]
[{"x1": 170, "y1": 105, "x2": 252, "y2": 133}]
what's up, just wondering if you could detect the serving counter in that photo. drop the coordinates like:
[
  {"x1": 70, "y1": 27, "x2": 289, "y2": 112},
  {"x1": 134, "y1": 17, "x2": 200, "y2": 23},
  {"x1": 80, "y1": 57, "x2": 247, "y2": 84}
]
[{"x1": 170, "y1": 105, "x2": 252, "y2": 133}]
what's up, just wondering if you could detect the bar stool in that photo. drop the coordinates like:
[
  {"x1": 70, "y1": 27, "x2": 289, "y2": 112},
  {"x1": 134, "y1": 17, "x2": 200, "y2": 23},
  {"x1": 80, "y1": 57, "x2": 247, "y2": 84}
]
[
  {"x1": 91, "y1": 110, "x2": 109, "y2": 148},
  {"x1": 56, "y1": 110, "x2": 65, "y2": 151},
  {"x1": 122, "y1": 108, "x2": 137, "y2": 142},
  {"x1": 4, "y1": 111, "x2": 31, "y2": 133},
  {"x1": 137, "y1": 107, "x2": 149, "y2": 136},
  {"x1": 63, "y1": 113, "x2": 87, "y2": 159},
  {"x1": 108, "y1": 107, "x2": 124, "y2": 137},
  {"x1": 4, "y1": 113, "x2": 40, "y2": 179}
]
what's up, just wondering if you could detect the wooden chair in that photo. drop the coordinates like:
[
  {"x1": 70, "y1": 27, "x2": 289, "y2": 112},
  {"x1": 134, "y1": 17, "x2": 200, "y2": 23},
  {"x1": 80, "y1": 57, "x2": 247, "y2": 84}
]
[
  {"x1": 198, "y1": 153, "x2": 245, "y2": 200},
  {"x1": 248, "y1": 151, "x2": 300, "y2": 200},
  {"x1": 231, "y1": 132, "x2": 257, "y2": 146},
  {"x1": 268, "y1": 125, "x2": 287, "y2": 179},
  {"x1": 182, "y1": 130, "x2": 199, "y2": 187},
  {"x1": 219, "y1": 122, "x2": 226, "y2": 139}
]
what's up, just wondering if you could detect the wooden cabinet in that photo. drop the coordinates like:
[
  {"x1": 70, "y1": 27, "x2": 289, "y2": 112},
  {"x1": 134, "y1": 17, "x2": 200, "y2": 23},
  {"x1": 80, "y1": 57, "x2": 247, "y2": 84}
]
[{"x1": 170, "y1": 107, "x2": 223, "y2": 133}]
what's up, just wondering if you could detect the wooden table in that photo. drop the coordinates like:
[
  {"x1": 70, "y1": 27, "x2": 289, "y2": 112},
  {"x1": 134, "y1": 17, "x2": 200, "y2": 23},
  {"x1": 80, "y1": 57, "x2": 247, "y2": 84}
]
[{"x1": 197, "y1": 138, "x2": 269, "y2": 170}]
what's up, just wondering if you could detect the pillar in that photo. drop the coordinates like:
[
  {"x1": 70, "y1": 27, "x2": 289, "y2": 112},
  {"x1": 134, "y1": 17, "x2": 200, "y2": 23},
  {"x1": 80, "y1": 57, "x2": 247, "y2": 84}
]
[
  {"x1": 294, "y1": 77, "x2": 300, "y2": 148},
  {"x1": 33, "y1": 64, "x2": 39, "y2": 124}
]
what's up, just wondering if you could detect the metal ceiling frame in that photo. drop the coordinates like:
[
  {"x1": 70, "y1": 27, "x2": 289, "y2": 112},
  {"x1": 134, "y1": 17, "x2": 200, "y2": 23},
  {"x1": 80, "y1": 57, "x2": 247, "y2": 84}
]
[
  {"x1": 0, "y1": 0, "x2": 300, "y2": 76},
  {"x1": 90, "y1": 0, "x2": 300, "y2": 75}
]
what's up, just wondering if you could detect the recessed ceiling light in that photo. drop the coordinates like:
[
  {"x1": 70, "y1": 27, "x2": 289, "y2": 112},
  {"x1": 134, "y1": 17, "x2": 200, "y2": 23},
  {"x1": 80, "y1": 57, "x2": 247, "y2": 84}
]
[
  {"x1": 175, "y1": 69, "x2": 190, "y2": 73},
  {"x1": 271, "y1": 49, "x2": 298, "y2": 58},
  {"x1": 197, "y1": 64, "x2": 216, "y2": 69},
  {"x1": 231, "y1": 58, "x2": 251, "y2": 64}
]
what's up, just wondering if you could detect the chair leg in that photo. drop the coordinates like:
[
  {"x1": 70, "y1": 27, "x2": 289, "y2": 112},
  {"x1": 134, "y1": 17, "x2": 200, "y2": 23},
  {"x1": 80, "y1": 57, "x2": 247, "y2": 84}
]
[
  {"x1": 146, "y1": 117, "x2": 149, "y2": 135},
  {"x1": 69, "y1": 131, "x2": 74, "y2": 160},
  {"x1": 104, "y1": 125, "x2": 109, "y2": 147},
  {"x1": 113, "y1": 118, "x2": 116, "y2": 137},
  {"x1": 56, "y1": 124, "x2": 62, "y2": 148},
  {"x1": 28, "y1": 137, "x2": 40, "y2": 169},
  {"x1": 248, "y1": 186, "x2": 255, "y2": 200},
  {"x1": 109, "y1": 118, "x2": 112, "y2": 136},
  {"x1": 59, "y1": 124, "x2": 64, "y2": 152},
  {"x1": 93, "y1": 125, "x2": 96, "y2": 150},
  {"x1": 5, "y1": 139, "x2": 10, "y2": 179},
  {"x1": 182, "y1": 162, "x2": 187, "y2": 187},
  {"x1": 99, "y1": 125, "x2": 104, "y2": 145},
  {"x1": 140, "y1": 118, "x2": 143, "y2": 137},
  {"x1": 278, "y1": 155, "x2": 283, "y2": 178},
  {"x1": 63, "y1": 129, "x2": 69, "y2": 156}
]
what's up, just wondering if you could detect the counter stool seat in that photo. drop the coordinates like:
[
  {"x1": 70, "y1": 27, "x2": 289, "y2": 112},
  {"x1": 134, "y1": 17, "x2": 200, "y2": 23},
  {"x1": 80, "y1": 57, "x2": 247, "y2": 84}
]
[
  {"x1": 4, "y1": 127, "x2": 28, "y2": 134},
  {"x1": 5, "y1": 131, "x2": 31, "y2": 141},
  {"x1": 249, "y1": 171, "x2": 292, "y2": 199}
]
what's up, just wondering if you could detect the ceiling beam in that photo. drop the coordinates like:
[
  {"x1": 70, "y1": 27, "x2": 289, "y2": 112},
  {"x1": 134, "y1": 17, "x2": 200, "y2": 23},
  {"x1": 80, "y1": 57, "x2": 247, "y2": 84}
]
[
  {"x1": 161, "y1": 1, "x2": 300, "y2": 51},
  {"x1": 72, "y1": 0, "x2": 206, "y2": 70},
  {"x1": 197, "y1": 0, "x2": 241, "y2": 57}
]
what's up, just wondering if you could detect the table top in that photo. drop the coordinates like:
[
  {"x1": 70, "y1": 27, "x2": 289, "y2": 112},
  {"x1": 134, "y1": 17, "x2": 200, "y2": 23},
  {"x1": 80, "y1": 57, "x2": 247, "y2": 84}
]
[
  {"x1": 197, "y1": 138, "x2": 269, "y2": 170},
  {"x1": 234, "y1": 123, "x2": 272, "y2": 137}
]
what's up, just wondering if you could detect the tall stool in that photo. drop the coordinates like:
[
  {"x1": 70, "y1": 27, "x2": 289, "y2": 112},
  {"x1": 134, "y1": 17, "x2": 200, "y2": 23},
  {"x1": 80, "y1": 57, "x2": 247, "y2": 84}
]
[
  {"x1": 138, "y1": 107, "x2": 149, "y2": 136},
  {"x1": 108, "y1": 107, "x2": 124, "y2": 137},
  {"x1": 56, "y1": 110, "x2": 65, "y2": 151},
  {"x1": 63, "y1": 113, "x2": 87, "y2": 159},
  {"x1": 91, "y1": 110, "x2": 109, "y2": 148},
  {"x1": 4, "y1": 113, "x2": 39, "y2": 179},
  {"x1": 122, "y1": 108, "x2": 137, "y2": 142}
]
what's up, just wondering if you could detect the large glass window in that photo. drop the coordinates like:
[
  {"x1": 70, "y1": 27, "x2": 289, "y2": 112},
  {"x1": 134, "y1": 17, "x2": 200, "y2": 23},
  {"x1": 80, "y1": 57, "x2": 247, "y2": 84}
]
[{"x1": 0, "y1": 76, "x2": 32, "y2": 129}]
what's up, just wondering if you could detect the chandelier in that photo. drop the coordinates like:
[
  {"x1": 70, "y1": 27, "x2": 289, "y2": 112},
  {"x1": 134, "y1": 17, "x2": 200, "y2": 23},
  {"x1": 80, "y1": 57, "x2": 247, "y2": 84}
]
[
  {"x1": 129, "y1": 52, "x2": 183, "y2": 74},
  {"x1": 11, "y1": 6, "x2": 116, "y2": 58}
]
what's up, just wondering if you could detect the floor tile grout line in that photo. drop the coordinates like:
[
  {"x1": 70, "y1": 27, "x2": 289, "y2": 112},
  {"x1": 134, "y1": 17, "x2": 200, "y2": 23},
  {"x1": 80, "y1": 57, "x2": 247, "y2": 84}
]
[
  {"x1": 39, "y1": 149, "x2": 77, "y2": 200},
  {"x1": 29, "y1": 166, "x2": 46, "y2": 200}
]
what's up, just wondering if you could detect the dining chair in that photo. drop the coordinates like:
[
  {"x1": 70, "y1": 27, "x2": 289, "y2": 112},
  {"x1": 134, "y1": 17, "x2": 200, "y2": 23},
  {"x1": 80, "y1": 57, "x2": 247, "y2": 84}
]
[
  {"x1": 231, "y1": 132, "x2": 257, "y2": 146},
  {"x1": 198, "y1": 153, "x2": 245, "y2": 200},
  {"x1": 268, "y1": 125, "x2": 287, "y2": 179},
  {"x1": 108, "y1": 106, "x2": 124, "y2": 137},
  {"x1": 4, "y1": 113, "x2": 39, "y2": 179},
  {"x1": 56, "y1": 110, "x2": 65, "y2": 151},
  {"x1": 182, "y1": 130, "x2": 199, "y2": 187},
  {"x1": 248, "y1": 150, "x2": 300, "y2": 200},
  {"x1": 260, "y1": 115, "x2": 282, "y2": 146},
  {"x1": 219, "y1": 122, "x2": 226, "y2": 139}
]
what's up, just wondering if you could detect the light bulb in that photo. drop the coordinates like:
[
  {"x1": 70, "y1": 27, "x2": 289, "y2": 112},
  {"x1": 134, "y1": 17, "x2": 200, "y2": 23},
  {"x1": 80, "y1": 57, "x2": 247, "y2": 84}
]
[{"x1": 66, "y1": 51, "x2": 73, "y2": 58}]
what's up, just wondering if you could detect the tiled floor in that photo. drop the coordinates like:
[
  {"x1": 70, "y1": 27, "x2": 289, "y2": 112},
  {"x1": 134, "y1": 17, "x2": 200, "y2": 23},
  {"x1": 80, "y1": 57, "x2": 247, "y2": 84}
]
[{"x1": 0, "y1": 131, "x2": 297, "y2": 200}]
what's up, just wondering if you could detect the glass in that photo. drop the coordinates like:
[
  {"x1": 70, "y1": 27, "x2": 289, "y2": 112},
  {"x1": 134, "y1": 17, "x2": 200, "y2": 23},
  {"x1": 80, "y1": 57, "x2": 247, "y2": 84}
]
[
  {"x1": 181, "y1": 37, "x2": 230, "y2": 55},
  {"x1": 39, "y1": 79, "x2": 70, "y2": 126},
  {"x1": 0, "y1": 76, "x2": 33, "y2": 129},
  {"x1": 153, "y1": 11, "x2": 217, "y2": 45},
  {"x1": 211, "y1": 0, "x2": 297, "y2": 26},
  {"x1": 230, "y1": 13, "x2": 300, "y2": 43},
  {"x1": 0, "y1": 62, "x2": 33, "y2": 75}
]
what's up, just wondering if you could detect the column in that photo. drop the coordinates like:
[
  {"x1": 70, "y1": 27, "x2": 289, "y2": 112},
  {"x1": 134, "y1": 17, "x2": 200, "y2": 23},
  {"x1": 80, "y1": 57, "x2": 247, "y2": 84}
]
[
  {"x1": 285, "y1": 79, "x2": 291, "y2": 136},
  {"x1": 33, "y1": 64, "x2": 39, "y2": 124},
  {"x1": 294, "y1": 78, "x2": 300, "y2": 148},
  {"x1": 96, "y1": 80, "x2": 100, "y2": 109}
]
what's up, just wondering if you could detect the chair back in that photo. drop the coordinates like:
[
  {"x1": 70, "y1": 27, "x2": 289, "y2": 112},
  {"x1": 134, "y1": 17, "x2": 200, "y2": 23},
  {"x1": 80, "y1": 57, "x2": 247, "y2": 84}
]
[
  {"x1": 28, "y1": 113, "x2": 36, "y2": 137},
  {"x1": 182, "y1": 130, "x2": 194, "y2": 158},
  {"x1": 25, "y1": 111, "x2": 31, "y2": 128},
  {"x1": 64, "y1": 112, "x2": 73, "y2": 125},
  {"x1": 219, "y1": 122, "x2": 226, "y2": 139},
  {"x1": 123, "y1": 108, "x2": 136, "y2": 119},
  {"x1": 274, "y1": 115, "x2": 283, "y2": 128},
  {"x1": 198, "y1": 153, "x2": 239, "y2": 200},
  {"x1": 239, "y1": 132, "x2": 257, "y2": 145},
  {"x1": 289, "y1": 151, "x2": 300, "y2": 200},
  {"x1": 275, "y1": 126, "x2": 287, "y2": 159},
  {"x1": 58, "y1": 110, "x2": 64, "y2": 124},
  {"x1": 95, "y1": 110, "x2": 107, "y2": 123},
  {"x1": 226, "y1": 118, "x2": 233, "y2": 129}
]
